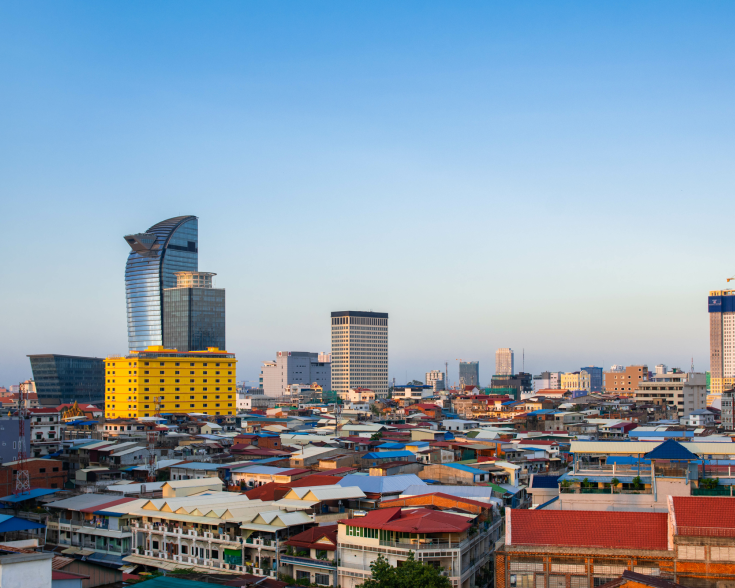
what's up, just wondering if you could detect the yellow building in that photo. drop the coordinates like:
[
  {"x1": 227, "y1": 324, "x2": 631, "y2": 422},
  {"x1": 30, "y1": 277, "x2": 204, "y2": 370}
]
[
  {"x1": 560, "y1": 370, "x2": 591, "y2": 393},
  {"x1": 105, "y1": 346, "x2": 237, "y2": 419}
]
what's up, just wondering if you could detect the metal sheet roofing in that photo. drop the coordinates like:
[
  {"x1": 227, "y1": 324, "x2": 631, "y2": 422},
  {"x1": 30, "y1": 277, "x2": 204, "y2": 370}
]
[
  {"x1": 645, "y1": 440, "x2": 699, "y2": 460},
  {"x1": 0, "y1": 488, "x2": 62, "y2": 503},
  {"x1": 336, "y1": 474, "x2": 426, "y2": 494},
  {"x1": 49, "y1": 493, "x2": 130, "y2": 511},
  {"x1": 445, "y1": 463, "x2": 487, "y2": 475},
  {"x1": 362, "y1": 450, "x2": 414, "y2": 460},
  {"x1": 401, "y1": 485, "x2": 501, "y2": 503},
  {"x1": 170, "y1": 462, "x2": 220, "y2": 470}
]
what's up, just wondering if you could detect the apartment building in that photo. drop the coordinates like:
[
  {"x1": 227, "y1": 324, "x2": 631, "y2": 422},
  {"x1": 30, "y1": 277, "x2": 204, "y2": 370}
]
[
  {"x1": 337, "y1": 505, "x2": 502, "y2": 588},
  {"x1": 105, "y1": 346, "x2": 237, "y2": 418},
  {"x1": 331, "y1": 311, "x2": 388, "y2": 399},
  {"x1": 125, "y1": 492, "x2": 314, "y2": 576},
  {"x1": 709, "y1": 289, "x2": 735, "y2": 397},
  {"x1": 560, "y1": 371, "x2": 591, "y2": 393},
  {"x1": 28, "y1": 407, "x2": 62, "y2": 457},
  {"x1": 634, "y1": 372, "x2": 707, "y2": 417},
  {"x1": 392, "y1": 385, "x2": 434, "y2": 404},
  {"x1": 260, "y1": 352, "x2": 331, "y2": 398},
  {"x1": 498, "y1": 496, "x2": 735, "y2": 588},
  {"x1": 496, "y1": 348, "x2": 514, "y2": 376},
  {"x1": 282, "y1": 524, "x2": 338, "y2": 587},
  {"x1": 426, "y1": 370, "x2": 446, "y2": 392},
  {"x1": 604, "y1": 365, "x2": 648, "y2": 395}
]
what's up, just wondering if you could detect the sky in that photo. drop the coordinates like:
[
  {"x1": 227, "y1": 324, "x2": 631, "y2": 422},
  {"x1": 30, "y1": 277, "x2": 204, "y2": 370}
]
[{"x1": 2, "y1": 2, "x2": 734, "y2": 388}]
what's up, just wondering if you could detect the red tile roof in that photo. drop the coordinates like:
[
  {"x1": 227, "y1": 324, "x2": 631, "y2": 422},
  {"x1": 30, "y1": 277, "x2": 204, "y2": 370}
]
[
  {"x1": 509, "y1": 509, "x2": 668, "y2": 550},
  {"x1": 285, "y1": 524, "x2": 338, "y2": 551},
  {"x1": 29, "y1": 407, "x2": 61, "y2": 414},
  {"x1": 672, "y1": 496, "x2": 735, "y2": 536},
  {"x1": 341, "y1": 506, "x2": 472, "y2": 534}
]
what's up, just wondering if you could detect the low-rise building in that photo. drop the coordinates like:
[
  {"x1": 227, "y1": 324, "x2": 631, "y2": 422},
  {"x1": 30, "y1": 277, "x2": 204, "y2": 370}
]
[
  {"x1": 635, "y1": 372, "x2": 707, "y2": 418},
  {"x1": 337, "y1": 505, "x2": 501, "y2": 588}
]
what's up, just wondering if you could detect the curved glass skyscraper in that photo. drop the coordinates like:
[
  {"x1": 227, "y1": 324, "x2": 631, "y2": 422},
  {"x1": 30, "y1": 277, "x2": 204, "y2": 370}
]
[{"x1": 124, "y1": 216, "x2": 198, "y2": 350}]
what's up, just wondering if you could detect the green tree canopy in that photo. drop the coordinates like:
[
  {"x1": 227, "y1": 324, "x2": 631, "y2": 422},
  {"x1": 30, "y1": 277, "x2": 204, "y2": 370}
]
[{"x1": 357, "y1": 552, "x2": 452, "y2": 588}]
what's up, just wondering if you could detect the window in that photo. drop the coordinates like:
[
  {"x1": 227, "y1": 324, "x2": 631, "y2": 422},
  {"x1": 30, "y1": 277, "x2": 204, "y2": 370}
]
[
  {"x1": 152, "y1": 541, "x2": 159, "y2": 549},
  {"x1": 212, "y1": 549, "x2": 219, "y2": 559},
  {"x1": 315, "y1": 574, "x2": 330, "y2": 585},
  {"x1": 711, "y1": 546, "x2": 735, "y2": 561},
  {"x1": 678, "y1": 545, "x2": 704, "y2": 560},
  {"x1": 510, "y1": 575, "x2": 535, "y2": 588},
  {"x1": 40, "y1": 468, "x2": 46, "y2": 473},
  {"x1": 190, "y1": 404, "x2": 195, "y2": 408},
  {"x1": 296, "y1": 572, "x2": 310, "y2": 581}
]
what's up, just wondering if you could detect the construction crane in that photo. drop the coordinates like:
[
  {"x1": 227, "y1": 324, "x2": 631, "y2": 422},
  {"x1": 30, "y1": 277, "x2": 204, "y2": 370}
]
[
  {"x1": 728, "y1": 275, "x2": 735, "y2": 283},
  {"x1": 14, "y1": 382, "x2": 30, "y2": 497}
]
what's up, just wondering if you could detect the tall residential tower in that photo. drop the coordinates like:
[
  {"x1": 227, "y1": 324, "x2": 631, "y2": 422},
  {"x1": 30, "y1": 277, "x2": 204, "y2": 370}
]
[
  {"x1": 331, "y1": 311, "x2": 388, "y2": 398},
  {"x1": 709, "y1": 290, "x2": 735, "y2": 397},
  {"x1": 124, "y1": 216, "x2": 198, "y2": 351},
  {"x1": 496, "y1": 348, "x2": 514, "y2": 376}
]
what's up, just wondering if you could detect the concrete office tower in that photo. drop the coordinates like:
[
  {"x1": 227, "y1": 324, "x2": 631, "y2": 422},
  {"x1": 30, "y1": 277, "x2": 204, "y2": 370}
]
[
  {"x1": 459, "y1": 362, "x2": 479, "y2": 387},
  {"x1": 261, "y1": 352, "x2": 332, "y2": 398},
  {"x1": 426, "y1": 370, "x2": 446, "y2": 392},
  {"x1": 163, "y1": 272, "x2": 225, "y2": 352},
  {"x1": 709, "y1": 290, "x2": 735, "y2": 397},
  {"x1": 124, "y1": 215, "x2": 198, "y2": 350},
  {"x1": 496, "y1": 348, "x2": 514, "y2": 376},
  {"x1": 331, "y1": 311, "x2": 388, "y2": 399}
]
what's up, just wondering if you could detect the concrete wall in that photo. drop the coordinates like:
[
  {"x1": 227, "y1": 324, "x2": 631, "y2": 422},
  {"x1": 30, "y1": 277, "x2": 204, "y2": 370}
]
[{"x1": 0, "y1": 553, "x2": 52, "y2": 588}]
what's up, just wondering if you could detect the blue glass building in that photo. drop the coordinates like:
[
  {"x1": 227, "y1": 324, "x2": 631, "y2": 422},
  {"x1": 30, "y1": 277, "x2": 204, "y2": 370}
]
[{"x1": 124, "y1": 216, "x2": 198, "y2": 350}]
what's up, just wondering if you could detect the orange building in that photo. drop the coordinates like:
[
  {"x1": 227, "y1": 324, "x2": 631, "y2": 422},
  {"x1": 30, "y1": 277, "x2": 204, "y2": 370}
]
[{"x1": 604, "y1": 365, "x2": 648, "y2": 395}]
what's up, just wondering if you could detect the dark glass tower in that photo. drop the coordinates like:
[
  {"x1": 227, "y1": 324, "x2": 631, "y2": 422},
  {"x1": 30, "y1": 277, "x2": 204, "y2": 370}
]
[
  {"x1": 124, "y1": 216, "x2": 198, "y2": 351},
  {"x1": 459, "y1": 361, "x2": 480, "y2": 387},
  {"x1": 27, "y1": 354, "x2": 105, "y2": 405},
  {"x1": 163, "y1": 272, "x2": 226, "y2": 352}
]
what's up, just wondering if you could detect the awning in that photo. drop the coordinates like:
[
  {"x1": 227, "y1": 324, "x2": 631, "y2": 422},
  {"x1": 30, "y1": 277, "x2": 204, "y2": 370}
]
[
  {"x1": 78, "y1": 548, "x2": 95, "y2": 556},
  {"x1": 62, "y1": 547, "x2": 80, "y2": 555}
]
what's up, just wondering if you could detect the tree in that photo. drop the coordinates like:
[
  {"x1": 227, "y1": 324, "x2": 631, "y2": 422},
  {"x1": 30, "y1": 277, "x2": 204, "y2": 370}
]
[
  {"x1": 370, "y1": 431, "x2": 383, "y2": 441},
  {"x1": 409, "y1": 380, "x2": 424, "y2": 386},
  {"x1": 357, "y1": 552, "x2": 452, "y2": 588}
]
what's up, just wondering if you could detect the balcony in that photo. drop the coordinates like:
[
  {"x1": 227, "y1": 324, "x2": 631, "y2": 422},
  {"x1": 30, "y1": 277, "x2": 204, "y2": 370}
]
[
  {"x1": 692, "y1": 486, "x2": 732, "y2": 496},
  {"x1": 281, "y1": 554, "x2": 337, "y2": 569}
]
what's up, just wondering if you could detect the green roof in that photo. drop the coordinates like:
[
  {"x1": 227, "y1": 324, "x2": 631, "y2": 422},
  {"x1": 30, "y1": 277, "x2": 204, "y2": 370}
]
[
  {"x1": 133, "y1": 577, "x2": 218, "y2": 588},
  {"x1": 485, "y1": 482, "x2": 511, "y2": 494}
]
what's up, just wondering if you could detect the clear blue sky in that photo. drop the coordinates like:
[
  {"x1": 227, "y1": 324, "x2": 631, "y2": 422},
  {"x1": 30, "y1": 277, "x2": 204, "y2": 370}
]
[{"x1": 2, "y1": 2, "x2": 734, "y2": 387}]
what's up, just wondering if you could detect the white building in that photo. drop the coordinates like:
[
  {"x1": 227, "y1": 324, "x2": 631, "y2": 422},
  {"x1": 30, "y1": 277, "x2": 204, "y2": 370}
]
[
  {"x1": 28, "y1": 407, "x2": 62, "y2": 457},
  {"x1": 496, "y1": 348, "x2": 514, "y2": 376},
  {"x1": 425, "y1": 370, "x2": 446, "y2": 392},
  {"x1": 346, "y1": 388, "x2": 375, "y2": 403},
  {"x1": 260, "y1": 352, "x2": 331, "y2": 398},
  {"x1": 655, "y1": 364, "x2": 668, "y2": 375},
  {"x1": 634, "y1": 371, "x2": 708, "y2": 417},
  {"x1": 686, "y1": 409, "x2": 715, "y2": 427},
  {"x1": 392, "y1": 387, "x2": 433, "y2": 402},
  {"x1": 330, "y1": 311, "x2": 388, "y2": 398}
]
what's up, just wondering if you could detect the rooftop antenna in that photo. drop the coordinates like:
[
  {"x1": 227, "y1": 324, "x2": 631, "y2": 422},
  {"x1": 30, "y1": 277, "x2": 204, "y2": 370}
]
[
  {"x1": 690, "y1": 357, "x2": 694, "y2": 373},
  {"x1": 14, "y1": 382, "x2": 30, "y2": 497}
]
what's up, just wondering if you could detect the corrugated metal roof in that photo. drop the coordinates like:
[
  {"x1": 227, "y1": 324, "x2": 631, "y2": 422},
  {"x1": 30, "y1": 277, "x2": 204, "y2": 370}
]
[
  {"x1": 336, "y1": 474, "x2": 425, "y2": 494},
  {"x1": 570, "y1": 441, "x2": 661, "y2": 454},
  {"x1": 362, "y1": 450, "x2": 414, "y2": 459},
  {"x1": 401, "y1": 485, "x2": 502, "y2": 504},
  {"x1": 445, "y1": 463, "x2": 486, "y2": 475},
  {"x1": 233, "y1": 465, "x2": 292, "y2": 475},
  {"x1": 48, "y1": 494, "x2": 125, "y2": 510},
  {"x1": 170, "y1": 462, "x2": 220, "y2": 470}
]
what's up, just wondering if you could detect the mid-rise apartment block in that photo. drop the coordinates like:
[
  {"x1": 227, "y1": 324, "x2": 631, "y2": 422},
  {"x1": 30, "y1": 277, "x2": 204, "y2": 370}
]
[
  {"x1": 105, "y1": 346, "x2": 237, "y2": 418},
  {"x1": 533, "y1": 371, "x2": 562, "y2": 391},
  {"x1": 496, "y1": 348, "x2": 514, "y2": 375},
  {"x1": 709, "y1": 289, "x2": 735, "y2": 396},
  {"x1": 604, "y1": 364, "x2": 648, "y2": 395},
  {"x1": 722, "y1": 388, "x2": 735, "y2": 430},
  {"x1": 426, "y1": 370, "x2": 446, "y2": 392},
  {"x1": 331, "y1": 311, "x2": 388, "y2": 398},
  {"x1": 261, "y1": 352, "x2": 331, "y2": 397},
  {"x1": 634, "y1": 371, "x2": 707, "y2": 417}
]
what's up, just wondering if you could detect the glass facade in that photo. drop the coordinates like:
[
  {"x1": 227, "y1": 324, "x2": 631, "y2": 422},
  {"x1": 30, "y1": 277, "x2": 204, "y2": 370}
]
[
  {"x1": 28, "y1": 354, "x2": 105, "y2": 404},
  {"x1": 459, "y1": 361, "x2": 480, "y2": 387},
  {"x1": 163, "y1": 286, "x2": 226, "y2": 352},
  {"x1": 124, "y1": 216, "x2": 198, "y2": 350}
]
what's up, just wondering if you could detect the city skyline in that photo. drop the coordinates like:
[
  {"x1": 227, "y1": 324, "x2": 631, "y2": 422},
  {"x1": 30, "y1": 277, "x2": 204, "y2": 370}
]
[{"x1": 3, "y1": 3, "x2": 734, "y2": 386}]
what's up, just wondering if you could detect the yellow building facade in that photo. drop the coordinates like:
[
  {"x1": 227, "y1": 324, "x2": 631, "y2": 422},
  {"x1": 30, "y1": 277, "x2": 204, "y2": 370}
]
[
  {"x1": 105, "y1": 346, "x2": 237, "y2": 419},
  {"x1": 560, "y1": 370, "x2": 591, "y2": 392}
]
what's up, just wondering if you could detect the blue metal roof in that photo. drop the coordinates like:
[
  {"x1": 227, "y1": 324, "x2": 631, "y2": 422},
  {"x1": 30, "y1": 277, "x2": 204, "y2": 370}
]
[
  {"x1": 559, "y1": 473, "x2": 651, "y2": 484},
  {"x1": 645, "y1": 439, "x2": 698, "y2": 461},
  {"x1": 336, "y1": 474, "x2": 426, "y2": 494},
  {"x1": 607, "y1": 456, "x2": 651, "y2": 465},
  {"x1": 630, "y1": 430, "x2": 694, "y2": 438},
  {"x1": 171, "y1": 462, "x2": 220, "y2": 470},
  {"x1": 0, "y1": 488, "x2": 62, "y2": 503},
  {"x1": 530, "y1": 475, "x2": 561, "y2": 489},
  {"x1": 0, "y1": 515, "x2": 45, "y2": 532},
  {"x1": 362, "y1": 450, "x2": 414, "y2": 460},
  {"x1": 445, "y1": 463, "x2": 486, "y2": 475},
  {"x1": 377, "y1": 442, "x2": 406, "y2": 450}
]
